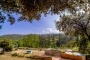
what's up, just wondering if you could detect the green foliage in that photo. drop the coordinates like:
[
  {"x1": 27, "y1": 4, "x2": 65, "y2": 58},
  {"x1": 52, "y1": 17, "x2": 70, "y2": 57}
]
[
  {"x1": 11, "y1": 52, "x2": 32, "y2": 58},
  {"x1": 0, "y1": 34, "x2": 25, "y2": 40},
  {"x1": 55, "y1": 8, "x2": 90, "y2": 53},
  {"x1": 39, "y1": 36, "x2": 50, "y2": 48},
  {"x1": 39, "y1": 34, "x2": 59, "y2": 48},
  {"x1": 11, "y1": 52, "x2": 19, "y2": 56},
  {"x1": 18, "y1": 40, "x2": 23, "y2": 47},
  {"x1": 0, "y1": 38, "x2": 13, "y2": 52},
  {"x1": 79, "y1": 37, "x2": 89, "y2": 54},
  {"x1": 0, "y1": 34, "x2": 75, "y2": 49},
  {"x1": 22, "y1": 34, "x2": 39, "y2": 48},
  {"x1": 0, "y1": 0, "x2": 89, "y2": 28},
  {"x1": 66, "y1": 40, "x2": 76, "y2": 47},
  {"x1": 39, "y1": 34, "x2": 73, "y2": 48},
  {"x1": 18, "y1": 54, "x2": 24, "y2": 57},
  {"x1": 56, "y1": 40, "x2": 61, "y2": 47},
  {"x1": 56, "y1": 35, "x2": 73, "y2": 47}
]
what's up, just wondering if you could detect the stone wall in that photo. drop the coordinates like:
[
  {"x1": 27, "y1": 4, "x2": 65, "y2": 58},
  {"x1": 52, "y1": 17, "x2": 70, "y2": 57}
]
[{"x1": 45, "y1": 50, "x2": 61, "y2": 56}]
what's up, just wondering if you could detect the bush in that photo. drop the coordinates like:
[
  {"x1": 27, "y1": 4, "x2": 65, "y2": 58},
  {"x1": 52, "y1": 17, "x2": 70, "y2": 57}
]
[
  {"x1": 24, "y1": 54, "x2": 32, "y2": 58},
  {"x1": 0, "y1": 39, "x2": 14, "y2": 52},
  {"x1": 5, "y1": 45, "x2": 13, "y2": 51},
  {"x1": 11, "y1": 53, "x2": 25, "y2": 57},
  {"x1": 11, "y1": 53, "x2": 18, "y2": 56},
  {"x1": 18, "y1": 54, "x2": 24, "y2": 57}
]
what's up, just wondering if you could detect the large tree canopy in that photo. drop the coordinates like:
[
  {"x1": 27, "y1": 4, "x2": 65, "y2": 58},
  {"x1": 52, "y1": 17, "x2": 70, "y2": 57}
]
[
  {"x1": 0, "y1": 0, "x2": 89, "y2": 28},
  {"x1": 55, "y1": 12, "x2": 90, "y2": 40},
  {"x1": 55, "y1": 9, "x2": 90, "y2": 53}
]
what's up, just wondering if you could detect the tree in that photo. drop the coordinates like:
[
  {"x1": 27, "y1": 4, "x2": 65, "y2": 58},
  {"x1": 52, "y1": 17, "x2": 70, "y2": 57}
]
[
  {"x1": 39, "y1": 36, "x2": 50, "y2": 48},
  {"x1": 0, "y1": 38, "x2": 13, "y2": 53},
  {"x1": 0, "y1": 0, "x2": 89, "y2": 28},
  {"x1": 56, "y1": 39, "x2": 61, "y2": 47},
  {"x1": 1, "y1": 34, "x2": 25, "y2": 40},
  {"x1": 66, "y1": 40, "x2": 76, "y2": 48},
  {"x1": 18, "y1": 40, "x2": 23, "y2": 47},
  {"x1": 22, "y1": 34, "x2": 39, "y2": 48},
  {"x1": 50, "y1": 34, "x2": 57, "y2": 47},
  {"x1": 55, "y1": 11, "x2": 90, "y2": 53},
  {"x1": 55, "y1": 13, "x2": 90, "y2": 40}
]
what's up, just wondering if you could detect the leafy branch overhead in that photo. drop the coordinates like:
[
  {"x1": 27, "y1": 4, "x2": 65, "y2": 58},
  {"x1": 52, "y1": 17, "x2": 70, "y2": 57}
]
[
  {"x1": 0, "y1": 0, "x2": 89, "y2": 26},
  {"x1": 55, "y1": 9, "x2": 90, "y2": 53},
  {"x1": 55, "y1": 12, "x2": 90, "y2": 39}
]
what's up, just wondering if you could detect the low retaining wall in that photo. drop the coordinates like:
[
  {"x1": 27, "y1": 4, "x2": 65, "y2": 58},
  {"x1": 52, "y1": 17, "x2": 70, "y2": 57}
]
[
  {"x1": 45, "y1": 50, "x2": 61, "y2": 56},
  {"x1": 61, "y1": 53, "x2": 86, "y2": 60},
  {"x1": 32, "y1": 55, "x2": 52, "y2": 60}
]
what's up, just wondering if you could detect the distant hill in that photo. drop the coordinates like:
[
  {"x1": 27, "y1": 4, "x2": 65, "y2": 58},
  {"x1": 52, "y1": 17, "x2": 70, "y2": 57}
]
[
  {"x1": 40, "y1": 34, "x2": 73, "y2": 44},
  {"x1": 0, "y1": 34, "x2": 26, "y2": 40},
  {"x1": 0, "y1": 34, "x2": 74, "y2": 44}
]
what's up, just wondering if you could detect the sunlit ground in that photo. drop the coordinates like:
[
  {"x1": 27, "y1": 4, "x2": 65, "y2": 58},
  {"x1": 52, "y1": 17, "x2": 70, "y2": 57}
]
[{"x1": 0, "y1": 54, "x2": 30, "y2": 60}]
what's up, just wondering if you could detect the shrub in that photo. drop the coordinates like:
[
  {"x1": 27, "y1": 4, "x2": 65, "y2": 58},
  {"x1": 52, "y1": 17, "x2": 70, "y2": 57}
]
[
  {"x1": 11, "y1": 53, "x2": 18, "y2": 56},
  {"x1": 24, "y1": 54, "x2": 32, "y2": 58},
  {"x1": 18, "y1": 54, "x2": 24, "y2": 57},
  {"x1": 0, "y1": 39, "x2": 13, "y2": 52}
]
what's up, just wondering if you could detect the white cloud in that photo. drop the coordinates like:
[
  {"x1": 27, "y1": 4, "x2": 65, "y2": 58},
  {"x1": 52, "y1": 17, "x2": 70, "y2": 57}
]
[
  {"x1": 42, "y1": 28, "x2": 59, "y2": 34},
  {"x1": 56, "y1": 19, "x2": 60, "y2": 21},
  {"x1": 42, "y1": 30, "x2": 49, "y2": 34},
  {"x1": 47, "y1": 28, "x2": 54, "y2": 32}
]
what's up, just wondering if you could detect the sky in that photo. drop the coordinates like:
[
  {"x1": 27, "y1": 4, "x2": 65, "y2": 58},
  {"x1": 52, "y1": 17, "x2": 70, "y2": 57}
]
[{"x1": 0, "y1": 14, "x2": 60, "y2": 36}]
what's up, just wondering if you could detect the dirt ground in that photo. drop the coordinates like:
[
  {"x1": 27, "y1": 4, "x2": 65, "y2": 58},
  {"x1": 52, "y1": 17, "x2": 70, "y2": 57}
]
[
  {"x1": 12, "y1": 49, "x2": 71, "y2": 60},
  {"x1": 11, "y1": 49, "x2": 44, "y2": 56},
  {"x1": 0, "y1": 54, "x2": 30, "y2": 60},
  {"x1": 0, "y1": 49, "x2": 71, "y2": 60}
]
